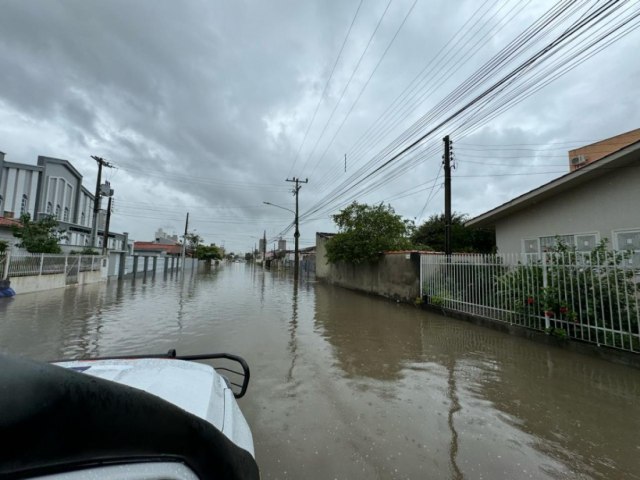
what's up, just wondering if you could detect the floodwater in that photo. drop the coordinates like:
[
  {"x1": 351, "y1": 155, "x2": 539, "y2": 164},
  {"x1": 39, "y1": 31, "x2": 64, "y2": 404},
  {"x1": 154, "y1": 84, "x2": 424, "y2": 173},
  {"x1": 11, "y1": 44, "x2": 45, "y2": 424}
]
[{"x1": 1, "y1": 264, "x2": 639, "y2": 479}]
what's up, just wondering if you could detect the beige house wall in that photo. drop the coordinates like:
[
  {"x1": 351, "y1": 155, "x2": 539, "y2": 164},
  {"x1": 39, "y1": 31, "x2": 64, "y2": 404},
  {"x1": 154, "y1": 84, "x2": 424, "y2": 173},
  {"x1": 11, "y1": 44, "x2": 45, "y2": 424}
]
[{"x1": 495, "y1": 165, "x2": 640, "y2": 253}]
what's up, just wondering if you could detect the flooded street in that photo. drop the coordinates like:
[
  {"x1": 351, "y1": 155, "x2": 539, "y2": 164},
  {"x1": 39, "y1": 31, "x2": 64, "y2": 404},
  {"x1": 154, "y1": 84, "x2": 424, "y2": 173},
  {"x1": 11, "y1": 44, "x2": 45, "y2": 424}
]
[{"x1": 1, "y1": 264, "x2": 639, "y2": 479}]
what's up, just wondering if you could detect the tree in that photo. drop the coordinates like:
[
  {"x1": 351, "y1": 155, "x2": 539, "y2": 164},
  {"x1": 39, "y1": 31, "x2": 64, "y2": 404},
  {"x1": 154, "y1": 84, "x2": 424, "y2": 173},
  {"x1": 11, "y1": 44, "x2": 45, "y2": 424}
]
[
  {"x1": 12, "y1": 213, "x2": 66, "y2": 253},
  {"x1": 185, "y1": 233, "x2": 202, "y2": 256},
  {"x1": 195, "y1": 244, "x2": 223, "y2": 261},
  {"x1": 412, "y1": 212, "x2": 495, "y2": 253},
  {"x1": 325, "y1": 202, "x2": 413, "y2": 264}
]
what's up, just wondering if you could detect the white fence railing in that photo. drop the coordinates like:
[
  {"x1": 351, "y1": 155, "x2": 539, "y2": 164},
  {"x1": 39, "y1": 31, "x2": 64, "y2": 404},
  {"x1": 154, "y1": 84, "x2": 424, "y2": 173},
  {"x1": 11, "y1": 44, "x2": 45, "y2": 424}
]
[
  {"x1": 421, "y1": 251, "x2": 640, "y2": 353},
  {"x1": 4, "y1": 252, "x2": 102, "y2": 278}
]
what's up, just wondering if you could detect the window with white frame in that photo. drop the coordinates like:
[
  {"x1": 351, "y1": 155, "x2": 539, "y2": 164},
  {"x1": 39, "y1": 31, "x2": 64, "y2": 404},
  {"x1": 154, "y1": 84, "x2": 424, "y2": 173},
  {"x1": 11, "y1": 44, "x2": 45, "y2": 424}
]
[
  {"x1": 46, "y1": 202, "x2": 53, "y2": 215},
  {"x1": 524, "y1": 233, "x2": 598, "y2": 256},
  {"x1": 55, "y1": 204, "x2": 61, "y2": 219},
  {"x1": 615, "y1": 230, "x2": 640, "y2": 267},
  {"x1": 63, "y1": 207, "x2": 69, "y2": 222}
]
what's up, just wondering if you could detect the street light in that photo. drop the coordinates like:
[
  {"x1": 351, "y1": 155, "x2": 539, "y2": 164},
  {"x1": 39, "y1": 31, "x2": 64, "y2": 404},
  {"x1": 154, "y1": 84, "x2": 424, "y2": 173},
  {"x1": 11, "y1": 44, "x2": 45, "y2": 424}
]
[
  {"x1": 263, "y1": 201, "x2": 300, "y2": 278},
  {"x1": 263, "y1": 201, "x2": 294, "y2": 215}
]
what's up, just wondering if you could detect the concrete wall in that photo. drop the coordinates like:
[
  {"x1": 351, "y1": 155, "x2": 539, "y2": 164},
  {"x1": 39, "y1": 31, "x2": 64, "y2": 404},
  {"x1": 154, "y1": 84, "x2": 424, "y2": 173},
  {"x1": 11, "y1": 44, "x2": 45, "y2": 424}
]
[
  {"x1": 496, "y1": 165, "x2": 640, "y2": 253},
  {"x1": 9, "y1": 257, "x2": 107, "y2": 294},
  {"x1": 315, "y1": 234, "x2": 421, "y2": 302}
]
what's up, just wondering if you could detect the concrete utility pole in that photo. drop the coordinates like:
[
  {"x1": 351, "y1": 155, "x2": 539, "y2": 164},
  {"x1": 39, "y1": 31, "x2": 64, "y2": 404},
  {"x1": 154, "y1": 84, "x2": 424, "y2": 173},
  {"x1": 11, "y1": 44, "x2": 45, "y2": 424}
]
[
  {"x1": 443, "y1": 136, "x2": 453, "y2": 257},
  {"x1": 90, "y1": 155, "x2": 113, "y2": 248},
  {"x1": 285, "y1": 177, "x2": 308, "y2": 279},
  {"x1": 102, "y1": 196, "x2": 113, "y2": 255},
  {"x1": 180, "y1": 212, "x2": 189, "y2": 279}
]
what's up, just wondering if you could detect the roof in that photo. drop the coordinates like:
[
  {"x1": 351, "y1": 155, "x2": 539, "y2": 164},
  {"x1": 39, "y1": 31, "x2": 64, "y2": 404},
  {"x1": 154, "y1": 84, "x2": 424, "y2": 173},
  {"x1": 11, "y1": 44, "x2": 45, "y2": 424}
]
[
  {"x1": 133, "y1": 242, "x2": 182, "y2": 255},
  {"x1": 0, "y1": 217, "x2": 21, "y2": 228},
  {"x1": 467, "y1": 139, "x2": 640, "y2": 228}
]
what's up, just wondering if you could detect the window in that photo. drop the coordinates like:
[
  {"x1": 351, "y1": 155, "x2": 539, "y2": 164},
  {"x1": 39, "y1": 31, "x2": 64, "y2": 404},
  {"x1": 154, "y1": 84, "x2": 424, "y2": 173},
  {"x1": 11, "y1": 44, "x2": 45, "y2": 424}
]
[
  {"x1": 523, "y1": 239, "x2": 540, "y2": 261},
  {"x1": 81, "y1": 212, "x2": 85, "y2": 225},
  {"x1": 0, "y1": 195, "x2": 3, "y2": 214},
  {"x1": 20, "y1": 194, "x2": 28, "y2": 216},
  {"x1": 55, "y1": 204, "x2": 61, "y2": 219},
  {"x1": 615, "y1": 230, "x2": 640, "y2": 267},
  {"x1": 63, "y1": 207, "x2": 69, "y2": 222},
  {"x1": 46, "y1": 202, "x2": 53, "y2": 215},
  {"x1": 576, "y1": 234, "x2": 597, "y2": 252},
  {"x1": 540, "y1": 234, "x2": 575, "y2": 252},
  {"x1": 524, "y1": 233, "x2": 598, "y2": 256}
]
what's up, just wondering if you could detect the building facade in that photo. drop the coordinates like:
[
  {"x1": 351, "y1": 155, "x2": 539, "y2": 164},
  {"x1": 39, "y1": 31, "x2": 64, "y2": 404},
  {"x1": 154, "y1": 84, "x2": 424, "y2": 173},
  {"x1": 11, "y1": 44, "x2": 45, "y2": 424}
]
[
  {"x1": 568, "y1": 127, "x2": 640, "y2": 171},
  {"x1": 0, "y1": 152, "x2": 127, "y2": 251},
  {"x1": 468, "y1": 137, "x2": 640, "y2": 265}
]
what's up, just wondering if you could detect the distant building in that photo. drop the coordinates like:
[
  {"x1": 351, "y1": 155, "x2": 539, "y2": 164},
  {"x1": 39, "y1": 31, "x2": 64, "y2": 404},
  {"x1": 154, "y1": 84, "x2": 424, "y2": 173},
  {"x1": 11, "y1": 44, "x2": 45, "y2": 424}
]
[
  {"x1": 568, "y1": 127, "x2": 640, "y2": 171},
  {"x1": 155, "y1": 228, "x2": 179, "y2": 244},
  {"x1": 0, "y1": 151, "x2": 127, "y2": 251},
  {"x1": 259, "y1": 234, "x2": 266, "y2": 256}
]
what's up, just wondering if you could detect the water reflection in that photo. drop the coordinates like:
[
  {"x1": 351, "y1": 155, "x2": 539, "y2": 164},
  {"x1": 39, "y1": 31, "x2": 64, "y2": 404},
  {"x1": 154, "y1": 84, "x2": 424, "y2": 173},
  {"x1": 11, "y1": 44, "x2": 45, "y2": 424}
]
[
  {"x1": 287, "y1": 281, "x2": 299, "y2": 383},
  {"x1": 313, "y1": 283, "x2": 424, "y2": 381}
]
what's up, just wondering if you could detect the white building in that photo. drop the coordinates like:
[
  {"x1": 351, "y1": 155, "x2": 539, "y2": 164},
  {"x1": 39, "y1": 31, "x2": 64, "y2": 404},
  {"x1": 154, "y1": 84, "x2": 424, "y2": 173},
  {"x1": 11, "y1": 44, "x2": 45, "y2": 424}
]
[{"x1": 0, "y1": 152, "x2": 127, "y2": 251}]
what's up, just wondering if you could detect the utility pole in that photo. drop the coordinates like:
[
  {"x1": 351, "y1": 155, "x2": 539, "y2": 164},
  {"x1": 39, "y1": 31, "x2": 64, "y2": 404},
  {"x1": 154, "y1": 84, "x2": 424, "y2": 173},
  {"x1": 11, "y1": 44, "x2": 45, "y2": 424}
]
[
  {"x1": 102, "y1": 196, "x2": 113, "y2": 256},
  {"x1": 262, "y1": 230, "x2": 267, "y2": 265},
  {"x1": 286, "y1": 177, "x2": 308, "y2": 279},
  {"x1": 181, "y1": 212, "x2": 189, "y2": 277},
  {"x1": 443, "y1": 135, "x2": 453, "y2": 257},
  {"x1": 90, "y1": 156, "x2": 113, "y2": 248}
]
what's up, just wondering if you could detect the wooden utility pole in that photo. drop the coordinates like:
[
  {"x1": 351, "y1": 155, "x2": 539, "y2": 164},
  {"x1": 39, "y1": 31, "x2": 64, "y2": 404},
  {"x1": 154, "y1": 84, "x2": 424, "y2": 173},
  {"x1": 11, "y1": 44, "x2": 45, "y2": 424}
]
[
  {"x1": 285, "y1": 177, "x2": 308, "y2": 279},
  {"x1": 90, "y1": 156, "x2": 113, "y2": 248},
  {"x1": 443, "y1": 136, "x2": 452, "y2": 257}
]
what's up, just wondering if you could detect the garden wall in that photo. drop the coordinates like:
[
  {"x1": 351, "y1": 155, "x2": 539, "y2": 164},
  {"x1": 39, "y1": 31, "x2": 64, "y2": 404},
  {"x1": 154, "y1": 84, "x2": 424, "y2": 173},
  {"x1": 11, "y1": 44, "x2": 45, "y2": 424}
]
[{"x1": 315, "y1": 233, "x2": 421, "y2": 302}]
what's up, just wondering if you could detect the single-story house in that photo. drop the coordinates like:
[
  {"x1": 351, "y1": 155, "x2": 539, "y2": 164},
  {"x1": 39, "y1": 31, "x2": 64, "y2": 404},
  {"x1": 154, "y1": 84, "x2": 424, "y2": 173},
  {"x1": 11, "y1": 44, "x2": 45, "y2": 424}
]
[
  {"x1": 467, "y1": 136, "x2": 640, "y2": 264},
  {"x1": 133, "y1": 241, "x2": 183, "y2": 256}
]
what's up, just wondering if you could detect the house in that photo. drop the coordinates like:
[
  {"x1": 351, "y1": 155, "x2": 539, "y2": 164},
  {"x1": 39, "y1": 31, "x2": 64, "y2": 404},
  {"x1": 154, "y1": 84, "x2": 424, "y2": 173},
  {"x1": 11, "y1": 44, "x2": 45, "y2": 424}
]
[
  {"x1": 466, "y1": 133, "x2": 640, "y2": 264},
  {"x1": 568, "y1": 127, "x2": 640, "y2": 172},
  {"x1": 133, "y1": 241, "x2": 183, "y2": 256},
  {"x1": 0, "y1": 151, "x2": 127, "y2": 251}
]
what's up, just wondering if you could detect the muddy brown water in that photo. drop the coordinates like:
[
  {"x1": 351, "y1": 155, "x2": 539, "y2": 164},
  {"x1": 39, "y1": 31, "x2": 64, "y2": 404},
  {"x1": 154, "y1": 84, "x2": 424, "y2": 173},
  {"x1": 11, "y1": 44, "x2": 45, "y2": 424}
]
[{"x1": 1, "y1": 263, "x2": 639, "y2": 479}]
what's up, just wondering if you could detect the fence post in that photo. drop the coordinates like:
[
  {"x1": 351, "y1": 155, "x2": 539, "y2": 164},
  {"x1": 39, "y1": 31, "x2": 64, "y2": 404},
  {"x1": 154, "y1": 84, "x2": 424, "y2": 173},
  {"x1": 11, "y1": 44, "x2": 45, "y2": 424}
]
[
  {"x1": 2, "y1": 251, "x2": 10, "y2": 279},
  {"x1": 64, "y1": 254, "x2": 68, "y2": 275},
  {"x1": 542, "y1": 252, "x2": 550, "y2": 331},
  {"x1": 39, "y1": 253, "x2": 44, "y2": 276}
]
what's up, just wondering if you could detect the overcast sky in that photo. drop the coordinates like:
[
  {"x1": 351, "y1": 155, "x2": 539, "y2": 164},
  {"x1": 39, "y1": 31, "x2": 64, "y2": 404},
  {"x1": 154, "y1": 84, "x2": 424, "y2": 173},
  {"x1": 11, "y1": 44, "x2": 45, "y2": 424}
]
[{"x1": 1, "y1": 0, "x2": 639, "y2": 253}]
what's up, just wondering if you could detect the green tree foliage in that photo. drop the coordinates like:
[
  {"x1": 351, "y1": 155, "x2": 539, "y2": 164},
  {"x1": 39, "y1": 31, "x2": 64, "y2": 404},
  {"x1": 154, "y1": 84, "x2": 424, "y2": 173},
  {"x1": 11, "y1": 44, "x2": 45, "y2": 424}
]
[
  {"x1": 0, "y1": 239, "x2": 8, "y2": 254},
  {"x1": 244, "y1": 252, "x2": 254, "y2": 261},
  {"x1": 412, "y1": 212, "x2": 495, "y2": 253},
  {"x1": 195, "y1": 244, "x2": 223, "y2": 261},
  {"x1": 325, "y1": 202, "x2": 413, "y2": 264},
  {"x1": 11, "y1": 213, "x2": 66, "y2": 253}
]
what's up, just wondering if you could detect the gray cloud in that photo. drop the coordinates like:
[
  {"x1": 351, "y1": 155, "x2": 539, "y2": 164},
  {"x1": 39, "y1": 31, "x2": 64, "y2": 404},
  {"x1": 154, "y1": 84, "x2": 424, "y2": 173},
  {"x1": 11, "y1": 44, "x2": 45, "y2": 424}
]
[{"x1": 1, "y1": 0, "x2": 639, "y2": 251}]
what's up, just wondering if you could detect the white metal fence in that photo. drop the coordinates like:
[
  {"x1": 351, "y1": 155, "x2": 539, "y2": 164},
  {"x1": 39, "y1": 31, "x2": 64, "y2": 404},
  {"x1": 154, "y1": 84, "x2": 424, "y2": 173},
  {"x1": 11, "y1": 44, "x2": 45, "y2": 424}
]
[
  {"x1": 3, "y1": 252, "x2": 102, "y2": 277},
  {"x1": 421, "y1": 250, "x2": 640, "y2": 353}
]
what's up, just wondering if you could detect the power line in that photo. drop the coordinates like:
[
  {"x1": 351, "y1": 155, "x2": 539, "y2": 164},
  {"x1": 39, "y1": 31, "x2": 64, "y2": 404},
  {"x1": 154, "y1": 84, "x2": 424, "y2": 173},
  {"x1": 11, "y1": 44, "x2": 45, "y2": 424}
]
[{"x1": 287, "y1": 0, "x2": 364, "y2": 178}]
